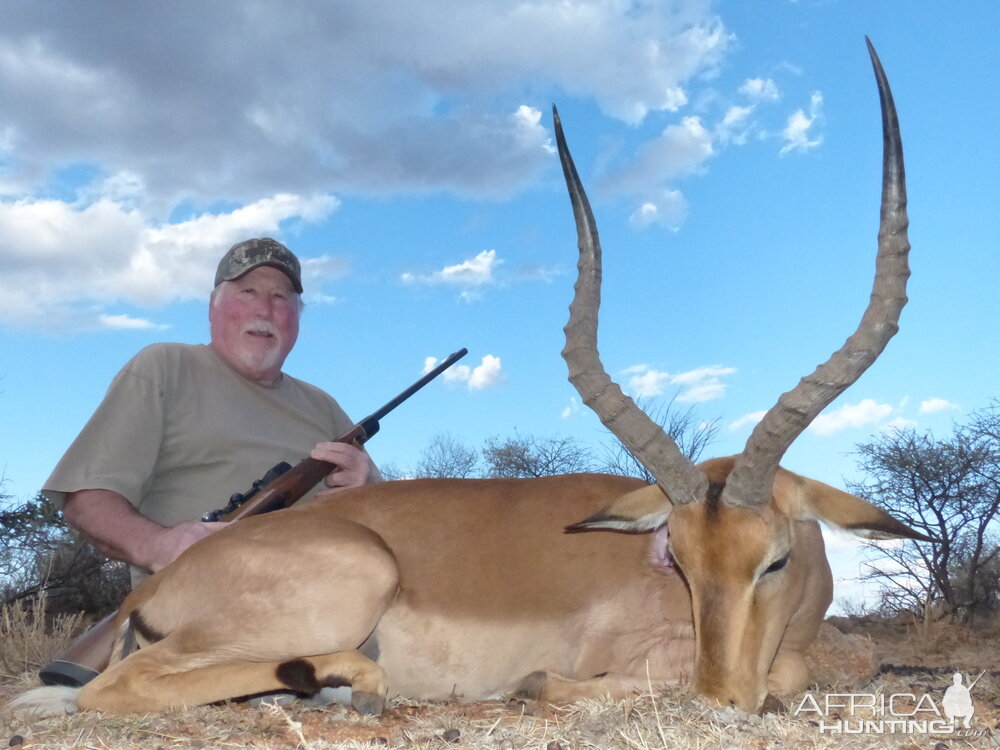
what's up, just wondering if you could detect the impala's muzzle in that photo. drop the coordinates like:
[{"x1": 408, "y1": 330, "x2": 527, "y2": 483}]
[{"x1": 689, "y1": 583, "x2": 772, "y2": 713}]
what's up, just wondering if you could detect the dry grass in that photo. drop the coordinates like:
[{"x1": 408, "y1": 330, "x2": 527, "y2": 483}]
[
  {"x1": 0, "y1": 597, "x2": 82, "y2": 682},
  {"x1": 3, "y1": 605, "x2": 999, "y2": 749}
]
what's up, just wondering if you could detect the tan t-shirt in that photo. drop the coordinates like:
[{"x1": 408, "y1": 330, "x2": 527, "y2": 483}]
[{"x1": 43, "y1": 343, "x2": 358, "y2": 528}]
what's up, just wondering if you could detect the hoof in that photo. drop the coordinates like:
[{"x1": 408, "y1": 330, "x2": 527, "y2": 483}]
[
  {"x1": 760, "y1": 693, "x2": 787, "y2": 715},
  {"x1": 351, "y1": 690, "x2": 385, "y2": 716},
  {"x1": 513, "y1": 671, "x2": 547, "y2": 701}
]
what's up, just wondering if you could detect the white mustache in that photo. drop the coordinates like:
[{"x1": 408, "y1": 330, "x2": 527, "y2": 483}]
[{"x1": 244, "y1": 321, "x2": 277, "y2": 336}]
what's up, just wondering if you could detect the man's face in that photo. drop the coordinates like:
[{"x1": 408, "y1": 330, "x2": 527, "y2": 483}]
[{"x1": 209, "y1": 265, "x2": 301, "y2": 386}]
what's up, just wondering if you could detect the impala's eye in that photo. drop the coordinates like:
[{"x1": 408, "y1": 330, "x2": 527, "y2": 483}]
[{"x1": 763, "y1": 556, "x2": 788, "y2": 575}]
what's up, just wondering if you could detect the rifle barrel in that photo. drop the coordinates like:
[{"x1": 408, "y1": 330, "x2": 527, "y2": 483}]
[{"x1": 360, "y1": 348, "x2": 468, "y2": 429}]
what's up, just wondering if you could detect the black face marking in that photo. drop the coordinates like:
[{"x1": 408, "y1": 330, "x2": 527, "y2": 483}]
[
  {"x1": 704, "y1": 480, "x2": 725, "y2": 516},
  {"x1": 130, "y1": 609, "x2": 166, "y2": 645}
]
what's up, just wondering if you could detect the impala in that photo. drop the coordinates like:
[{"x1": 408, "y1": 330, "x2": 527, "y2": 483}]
[{"x1": 14, "y1": 40, "x2": 928, "y2": 718}]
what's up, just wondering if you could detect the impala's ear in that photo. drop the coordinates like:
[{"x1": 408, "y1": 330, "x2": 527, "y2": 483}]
[
  {"x1": 566, "y1": 483, "x2": 672, "y2": 533},
  {"x1": 772, "y1": 467, "x2": 937, "y2": 542}
]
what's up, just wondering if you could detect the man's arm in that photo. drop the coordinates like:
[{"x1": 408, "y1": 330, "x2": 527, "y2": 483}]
[{"x1": 63, "y1": 489, "x2": 228, "y2": 573}]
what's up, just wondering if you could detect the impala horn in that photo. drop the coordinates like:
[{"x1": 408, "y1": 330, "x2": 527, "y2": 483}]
[
  {"x1": 723, "y1": 38, "x2": 909, "y2": 508},
  {"x1": 555, "y1": 107, "x2": 707, "y2": 506},
  {"x1": 555, "y1": 37, "x2": 909, "y2": 511}
]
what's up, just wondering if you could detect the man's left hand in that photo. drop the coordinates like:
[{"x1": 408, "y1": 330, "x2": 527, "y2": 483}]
[{"x1": 311, "y1": 441, "x2": 372, "y2": 491}]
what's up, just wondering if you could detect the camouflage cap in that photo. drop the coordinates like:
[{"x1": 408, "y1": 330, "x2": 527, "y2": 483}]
[{"x1": 214, "y1": 238, "x2": 303, "y2": 293}]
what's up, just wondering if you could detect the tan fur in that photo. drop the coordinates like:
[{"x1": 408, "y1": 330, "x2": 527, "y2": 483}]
[{"x1": 14, "y1": 466, "x2": 924, "y2": 716}]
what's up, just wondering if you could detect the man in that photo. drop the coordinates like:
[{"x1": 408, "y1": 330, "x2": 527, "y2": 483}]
[{"x1": 43, "y1": 238, "x2": 376, "y2": 581}]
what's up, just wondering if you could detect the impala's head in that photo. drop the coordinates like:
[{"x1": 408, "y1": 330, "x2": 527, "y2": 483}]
[
  {"x1": 557, "y1": 40, "x2": 930, "y2": 713},
  {"x1": 570, "y1": 456, "x2": 931, "y2": 711}
]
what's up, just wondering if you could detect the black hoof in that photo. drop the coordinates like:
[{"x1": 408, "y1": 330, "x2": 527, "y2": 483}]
[
  {"x1": 351, "y1": 690, "x2": 385, "y2": 716},
  {"x1": 760, "y1": 693, "x2": 787, "y2": 715},
  {"x1": 513, "y1": 670, "x2": 547, "y2": 700}
]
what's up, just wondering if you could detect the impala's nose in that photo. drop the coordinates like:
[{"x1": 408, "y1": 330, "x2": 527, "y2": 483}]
[{"x1": 695, "y1": 676, "x2": 766, "y2": 715}]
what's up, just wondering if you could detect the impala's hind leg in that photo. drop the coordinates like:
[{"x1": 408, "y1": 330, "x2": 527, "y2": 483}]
[
  {"x1": 73, "y1": 511, "x2": 399, "y2": 715},
  {"x1": 78, "y1": 645, "x2": 388, "y2": 715}
]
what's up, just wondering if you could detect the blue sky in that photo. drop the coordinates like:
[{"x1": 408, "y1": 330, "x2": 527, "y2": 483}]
[{"x1": 2, "y1": 1, "x2": 997, "y2": 610}]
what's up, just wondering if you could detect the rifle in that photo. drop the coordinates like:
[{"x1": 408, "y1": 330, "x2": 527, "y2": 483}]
[
  {"x1": 968, "y1": 669, "x2": 986, "y2": 691},
  {"x1": 38, "y1": 348, "x2": 468, "y2": 688}
]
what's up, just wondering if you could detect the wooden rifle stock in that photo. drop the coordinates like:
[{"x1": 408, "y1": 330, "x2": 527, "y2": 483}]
[
  {"x1": 38, "y1": 611, "x2": 118, "y2": 687},
  {"x1": 38, "y1": 348, "x2": 467, "y2": 687}
]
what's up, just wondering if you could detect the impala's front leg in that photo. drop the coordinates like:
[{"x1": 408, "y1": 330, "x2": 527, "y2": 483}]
[{"x1": 76, "y1": 645, "x2": 389, "y2": 714}]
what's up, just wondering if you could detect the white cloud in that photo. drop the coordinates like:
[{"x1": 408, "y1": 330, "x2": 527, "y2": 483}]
[
  {"x1": 612, "y1": 117, "x2": 715, "y2": 196},
  {"x1": 629, "y1": 189, "x2": 688, "y2": 231},
  {"x1": 671, "y1": 365, "x2": 737, "y2": 402},
  {"x1": 0, "y1": 192, "x2": 339, "y2": 329},
  {"x1": 779, "y1": 92, "x2": 824, "y2": 155},
  {"x1": 400, "y1": 249, "x2": 556, "y2": 300},
  {"x1": 609, "y1": 116, "x2": 715, "y2": 232},
  {"x1": 561, "y1": 396, "x2": 581, "y2": 419},
  {"x1": 401, "y1": 250, "x2": 502, "y2": 294},
  {"x1": 808, "y1": 398, "x2": 893, "y2": 436},
  {"x1": 301, "y1": 255, "x2": 350, "y2": 284},
  {"x1": 715, "y1": 79, "x2": 782, "y2": 147},
  {"x1": 123, "y1": 193, "x2": 339, "y2": 307},
  {"x1": 609, "y1": 73, "x2": 792, "y2": 232},
  {"x1": 716, "y1": 105, "x2": 753, "y2": 145},
  {"x1": 919, "y1": 397, "x2": 958, "y2": 414},
  {"x1": 659, "y1": 117, "x2": 716, "y2": 175},
  {"x1": 722, "y1": 105, "x2": 753, "y2": 128},
  {"x1": 0, "y1": 3, "x2": 729, "y2": 205},
  {"x1": 78, "y1": 170, "x2": 146, "y2": 208},
  {"x1": 439, "y1": 251, "x2": 500, "y2": 286},
  {"x1": 729, "y1": 410, "x2": 767, "y2": 431},
  {"x1": 425, "y1": 353, "x2": 503, "y2": 391},
  {"x1": 740, "y1": 78, "x2": 780, "y2": 102},
  {"x1": 468, "y1": 355, "x2": 503, "y2": 390},
  {"x1": 626, "y1": 366, "x2": 674, "y2": 398},
  {"x1": 514, "y1": 105, "x2": 555, "y2": 155},
  {"x1": 98, "y1": 313, "x2": 168, "y2": 331},
  {"x1": 882, "y1": 417, "x2": 918, "y2": 433},
  {"x1": 0, "y1": 3, "x2": 741, "y2": 327},
  {"x1": 624, "y1": 364, "x2": 735, "y2": 402}
]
